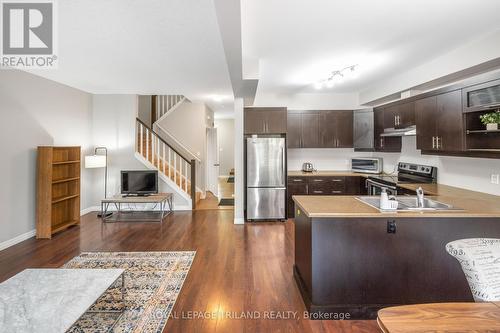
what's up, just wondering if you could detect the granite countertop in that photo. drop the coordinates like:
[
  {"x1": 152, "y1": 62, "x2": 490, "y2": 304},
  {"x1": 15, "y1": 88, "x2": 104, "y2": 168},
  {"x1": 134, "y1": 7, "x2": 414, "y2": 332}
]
[{"x1": 292, "y1": 184, "x2": 500, "y2": 218}]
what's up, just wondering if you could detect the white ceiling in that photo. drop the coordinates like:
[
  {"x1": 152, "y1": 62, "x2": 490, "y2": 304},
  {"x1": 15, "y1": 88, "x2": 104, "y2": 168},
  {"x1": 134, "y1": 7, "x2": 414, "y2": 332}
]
[
  {"x1": 242, "y1": 0, "x2": 500, "y2": 97},
  {"x1": 27, "y1": 0, "x2": 233, "y2": 113}
]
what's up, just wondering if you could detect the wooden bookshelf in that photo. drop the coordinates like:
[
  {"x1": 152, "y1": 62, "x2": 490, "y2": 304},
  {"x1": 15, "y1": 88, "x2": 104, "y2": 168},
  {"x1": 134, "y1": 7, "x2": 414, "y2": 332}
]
[{"x1": 37, "y1": 146, "x2": 81, "y2": 239}]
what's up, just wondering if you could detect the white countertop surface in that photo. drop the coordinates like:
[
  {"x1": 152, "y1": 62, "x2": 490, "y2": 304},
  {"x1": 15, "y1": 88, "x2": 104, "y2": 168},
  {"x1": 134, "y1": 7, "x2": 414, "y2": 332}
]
[{"x1": 0, "y1": 268, "x2": 124, "y2": 333}]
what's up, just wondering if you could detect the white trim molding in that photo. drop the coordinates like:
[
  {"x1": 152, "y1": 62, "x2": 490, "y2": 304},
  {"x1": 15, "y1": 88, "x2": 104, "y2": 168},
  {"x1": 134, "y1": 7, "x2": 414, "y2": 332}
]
[{"x1": 0, "y1": 229, "x2": 36, "y2": 251}]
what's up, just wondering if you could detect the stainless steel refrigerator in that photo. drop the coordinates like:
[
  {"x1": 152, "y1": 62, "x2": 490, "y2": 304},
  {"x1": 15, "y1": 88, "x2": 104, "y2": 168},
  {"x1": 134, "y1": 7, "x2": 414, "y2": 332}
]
[{"x1": 246, "y1": 136, "x2": 286, "y2": 220}]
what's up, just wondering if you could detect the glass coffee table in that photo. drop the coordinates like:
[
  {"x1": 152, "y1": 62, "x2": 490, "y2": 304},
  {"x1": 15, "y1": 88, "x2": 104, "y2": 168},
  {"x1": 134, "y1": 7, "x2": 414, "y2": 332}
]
[{"x1": 0, "y1": 268, "x2": 125, "y2": 333}]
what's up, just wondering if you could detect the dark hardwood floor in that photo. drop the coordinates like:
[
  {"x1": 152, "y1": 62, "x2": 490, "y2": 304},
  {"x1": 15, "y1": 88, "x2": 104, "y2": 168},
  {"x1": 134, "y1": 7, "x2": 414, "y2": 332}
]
[{"x1": 0, "y1": 210, "x2": 378, "y2": 333}]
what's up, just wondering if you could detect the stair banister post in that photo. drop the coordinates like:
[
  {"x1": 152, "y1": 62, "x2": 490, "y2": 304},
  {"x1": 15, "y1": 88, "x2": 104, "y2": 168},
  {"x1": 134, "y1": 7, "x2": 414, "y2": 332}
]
[{"x1": 191, "y1": 160, "x2": 196, "y2": 209}]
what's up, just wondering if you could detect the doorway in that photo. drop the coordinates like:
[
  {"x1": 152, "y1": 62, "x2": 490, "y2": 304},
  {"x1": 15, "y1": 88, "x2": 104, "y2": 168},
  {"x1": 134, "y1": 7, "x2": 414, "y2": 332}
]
[{"x1": 206, "y1": 127, "x2": 219, "y2": 197}]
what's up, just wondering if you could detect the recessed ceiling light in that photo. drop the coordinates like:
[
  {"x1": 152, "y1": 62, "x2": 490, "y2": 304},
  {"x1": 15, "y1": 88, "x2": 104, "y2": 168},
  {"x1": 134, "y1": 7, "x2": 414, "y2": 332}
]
[{"x1": 314, "y1": 82, "x2": 323, "y2": 90}]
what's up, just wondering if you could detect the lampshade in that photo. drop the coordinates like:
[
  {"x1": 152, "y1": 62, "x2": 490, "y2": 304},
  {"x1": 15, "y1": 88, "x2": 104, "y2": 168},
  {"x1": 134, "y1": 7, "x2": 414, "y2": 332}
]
[{"x1": 85, "y1": 155, "x2": 106, "y2": 168}]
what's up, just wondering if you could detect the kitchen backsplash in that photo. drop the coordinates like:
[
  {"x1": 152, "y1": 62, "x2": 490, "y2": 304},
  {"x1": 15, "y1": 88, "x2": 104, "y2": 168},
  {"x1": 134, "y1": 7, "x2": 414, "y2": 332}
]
[{"x1": 287, "y1": 148, "x2": 371, "y2": 171}]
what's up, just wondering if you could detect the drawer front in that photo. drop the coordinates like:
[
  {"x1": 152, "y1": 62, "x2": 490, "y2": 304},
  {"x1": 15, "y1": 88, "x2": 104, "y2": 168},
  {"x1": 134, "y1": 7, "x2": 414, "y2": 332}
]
[
  {"x1": 328, "y1": 176, "x2": 346, "y2": 191},
  {"x1": 308, "y1": 183, "x2": 332, "y2": 195},
  {"x1": 309, "y1": 176, "x2": 330, "y2": 184},
  {"x1": 288, "y1": 176, "x2": 308, "y2": 184}
]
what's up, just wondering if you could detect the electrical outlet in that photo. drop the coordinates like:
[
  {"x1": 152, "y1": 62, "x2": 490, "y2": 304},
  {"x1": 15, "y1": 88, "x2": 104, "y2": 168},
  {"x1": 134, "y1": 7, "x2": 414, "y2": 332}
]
[{"x1": 491, "y1": 174, "x2": 500, "y2": 185}]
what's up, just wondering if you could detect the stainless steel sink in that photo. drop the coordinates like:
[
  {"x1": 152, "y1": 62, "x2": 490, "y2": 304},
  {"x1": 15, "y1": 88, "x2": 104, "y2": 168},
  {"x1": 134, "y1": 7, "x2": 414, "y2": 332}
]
[
  {"x1": 356, "y1": 196, "x2": 461, "y2": 211},
  {"x1": 396, "y1": 197, "x2": 455, "y2": 210}
]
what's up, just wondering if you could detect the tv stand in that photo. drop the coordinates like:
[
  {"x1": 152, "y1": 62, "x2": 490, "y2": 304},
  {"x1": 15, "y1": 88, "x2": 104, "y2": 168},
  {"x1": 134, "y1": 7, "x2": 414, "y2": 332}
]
[{"x1": 100, "y1": 193, "x2": 173, "y2": 223}]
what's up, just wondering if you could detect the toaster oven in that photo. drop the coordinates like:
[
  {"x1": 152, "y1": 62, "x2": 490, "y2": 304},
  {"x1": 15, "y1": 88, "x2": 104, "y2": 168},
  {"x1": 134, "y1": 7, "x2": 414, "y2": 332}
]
[{"x1": 351, "y1": 158, "x2": 383, "y2": 174}]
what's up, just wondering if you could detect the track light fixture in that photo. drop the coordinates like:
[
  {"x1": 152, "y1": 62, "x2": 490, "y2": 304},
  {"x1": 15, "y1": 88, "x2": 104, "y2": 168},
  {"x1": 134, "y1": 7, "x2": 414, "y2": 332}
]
[{"x1": 314, "y1": 64, "x2": 359, "y2": 89}]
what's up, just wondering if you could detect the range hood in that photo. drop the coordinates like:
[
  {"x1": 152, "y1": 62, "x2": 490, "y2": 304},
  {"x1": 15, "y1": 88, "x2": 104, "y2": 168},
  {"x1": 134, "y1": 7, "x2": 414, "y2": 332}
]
[{"x1": 381, "y1": 125, "x2": 416, "y2": 137}]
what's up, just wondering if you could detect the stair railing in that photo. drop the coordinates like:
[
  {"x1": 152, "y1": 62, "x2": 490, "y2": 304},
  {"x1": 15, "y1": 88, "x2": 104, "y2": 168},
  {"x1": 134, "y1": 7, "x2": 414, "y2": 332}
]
[
  {"x1": 154, "y1": 95, "x2": 185, "y2": 122},
  {"x1": 136, "y1": 117, "x2": 196, "y2": 209}
]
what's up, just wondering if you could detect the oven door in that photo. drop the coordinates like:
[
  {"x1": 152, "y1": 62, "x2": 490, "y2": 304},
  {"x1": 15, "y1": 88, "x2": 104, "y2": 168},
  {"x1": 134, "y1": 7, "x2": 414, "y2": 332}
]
[{"x1": 366, "y1": 179, "x2": 397, "y2": 196}]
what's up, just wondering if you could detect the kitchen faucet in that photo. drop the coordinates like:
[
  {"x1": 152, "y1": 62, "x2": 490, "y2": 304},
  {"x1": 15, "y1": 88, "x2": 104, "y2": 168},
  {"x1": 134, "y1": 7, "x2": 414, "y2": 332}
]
[{"x1": 416, "y1": 187, "x2": 425, "y2": 208}]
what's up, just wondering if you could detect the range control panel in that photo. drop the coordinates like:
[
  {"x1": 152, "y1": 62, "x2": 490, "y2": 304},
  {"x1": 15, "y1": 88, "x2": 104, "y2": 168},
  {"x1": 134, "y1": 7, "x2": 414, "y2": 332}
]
[{"x1": 398, "y1": 162, "x2": 435, "y2": 176}]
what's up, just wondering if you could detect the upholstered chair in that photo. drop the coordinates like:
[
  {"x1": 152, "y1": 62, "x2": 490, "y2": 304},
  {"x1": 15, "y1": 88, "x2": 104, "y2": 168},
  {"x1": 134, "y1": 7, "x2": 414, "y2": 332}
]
[{"x1": 446, "y1": 238, "x2": 500, "y2": 302}]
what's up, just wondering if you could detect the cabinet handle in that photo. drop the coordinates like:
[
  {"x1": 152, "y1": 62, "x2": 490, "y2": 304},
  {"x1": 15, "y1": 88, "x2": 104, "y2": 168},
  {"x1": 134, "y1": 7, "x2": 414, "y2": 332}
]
[
  {"x1": 432, "y1": 136, "x2": 436, "y2": 149},
  {"x1": 312, "y1": 179, "x2": 323, "y2": 182},
  {"x1": 292, "y1": 179, "x2": 303, "y2": 182},
  {"x1": 380, "y1": 137, "x2": 384, "y2": 148},
  {"x1": 331, "y1": 191, "x2": 343, "y2": 194},
  {"x1": 437, "y1": 137, "x2": 442, "y2": 150},
  {"x1": 331, "y1": 179, "x2": 343, "y2": 182},
  {"x1": 312, "y1": 191, "x2": 323, "y2": 194}
]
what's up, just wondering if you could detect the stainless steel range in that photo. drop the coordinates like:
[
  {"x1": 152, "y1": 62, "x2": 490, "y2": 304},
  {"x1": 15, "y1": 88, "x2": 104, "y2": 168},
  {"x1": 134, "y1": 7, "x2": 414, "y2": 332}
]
[{"x1": 365, "y1": 162, "x2": 437, "y2": 196}]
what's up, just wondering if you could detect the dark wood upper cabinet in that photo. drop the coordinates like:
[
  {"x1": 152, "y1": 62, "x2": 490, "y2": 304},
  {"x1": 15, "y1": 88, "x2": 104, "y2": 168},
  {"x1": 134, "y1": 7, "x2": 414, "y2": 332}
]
[
  {"x1": 287, "y1": 113, "x2": 302, "y2": 148},
  {"x1": 319, "y1": 111, "x2": 336, "y2": 147},
  {"x1": 415, "y1": 96, "x2": 438, "y2": 151},
  {"x1": 335, "y1": 110, "x2": 354, "y2": 148},
  {"x1": 415, "y1": 90, "x2": 463, "y2": 152},
  {"x1": 384, "y1": 102, "x2": 415, "y2": 129},
  {"x1": 244, "y1": 107, "x2": 287, "y2": 134},
  {"x1": 301, "y1": 113, "x2": 320, "y2": 148},
  {"x1": 436, "y1": 90, "x2": 463, "y2": 152},
  {"x1": 374, "y1": 107, "x2": 401, "y2": 152},
  {"x1": 398, "y1": 102, "x2": 415, "y2": 128},
  {"x1": 287, "y1": 110, "x2": 352, "y2": 148}
]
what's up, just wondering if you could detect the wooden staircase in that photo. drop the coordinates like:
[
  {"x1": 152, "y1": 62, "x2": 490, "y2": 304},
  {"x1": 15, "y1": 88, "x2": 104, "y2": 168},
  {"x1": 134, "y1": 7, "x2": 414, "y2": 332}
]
[{"x1": 136, "y1": 118, "x2": 200, "y2": 208}]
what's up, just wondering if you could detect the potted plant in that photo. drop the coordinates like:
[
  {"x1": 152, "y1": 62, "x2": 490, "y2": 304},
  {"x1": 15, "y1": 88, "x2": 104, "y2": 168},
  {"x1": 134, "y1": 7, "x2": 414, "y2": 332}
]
[{"x1": 480, "y1": 111, "x2": 500, "y2": 131}]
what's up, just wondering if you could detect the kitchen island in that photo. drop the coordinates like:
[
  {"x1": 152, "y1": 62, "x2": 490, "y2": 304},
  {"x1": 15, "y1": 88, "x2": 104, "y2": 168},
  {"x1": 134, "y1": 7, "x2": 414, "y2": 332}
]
[{"x1": 292, "y1": 188, "x2": 500, "y2": 319}]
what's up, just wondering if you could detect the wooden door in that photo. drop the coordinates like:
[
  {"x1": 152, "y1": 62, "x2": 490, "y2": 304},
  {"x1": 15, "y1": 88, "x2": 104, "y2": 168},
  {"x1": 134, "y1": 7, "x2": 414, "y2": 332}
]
[
  {"x1": 287, "y1": 113, "x2": 302, "y2": 148},
  {"x1": 244, "y1": 109, "x2": 265, "y2": 134},
  {"x1": 436, "y1": 90, "x2": 464, "y2": 152},
  {"x1": 415, "y1": 96, "x2": 437, "y2": 151},
  {"x1": 319, "y1": 111, "x2": 336, "y2": 148},
  {"x1": 265, "y1": 108, "x2": 287, "y2": 134},
  {"x1": 301, "y1": 113, "x2": 320, "y2": 148},
  {"x1": 335, "y1": 111, "x2": 353, "y2": 148},
  {"x1": 398, "y1": 102, "x2": 415, "y2": 129}
]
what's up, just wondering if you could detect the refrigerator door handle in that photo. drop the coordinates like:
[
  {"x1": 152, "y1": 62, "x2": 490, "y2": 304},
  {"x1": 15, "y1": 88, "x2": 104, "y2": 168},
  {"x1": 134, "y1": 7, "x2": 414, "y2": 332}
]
[{"x1": 280, "y1": 146, "x2": 285, "y2": 186}]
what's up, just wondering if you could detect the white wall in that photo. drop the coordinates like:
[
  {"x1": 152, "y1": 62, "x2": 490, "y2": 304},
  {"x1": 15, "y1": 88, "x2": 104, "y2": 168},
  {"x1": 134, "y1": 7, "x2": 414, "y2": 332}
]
[
  {"x1": 0, "y1": 70, "x2": 93, "y2": 245},
  {"x1": 234, "y1": 98, "x2": 244, "y2": 224},
  {"x1": 214, "y1": 119, "x2": 235, "y2": 176},
  {"x1": 91, "y1": 95, "x2": 190, "y2": 208}
]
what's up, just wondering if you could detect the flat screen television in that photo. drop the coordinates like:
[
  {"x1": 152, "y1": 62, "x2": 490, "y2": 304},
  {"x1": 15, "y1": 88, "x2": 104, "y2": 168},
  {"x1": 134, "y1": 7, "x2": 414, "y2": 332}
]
[{"x1": 121, "y1": 170, "x2": 158, "y2": 196}]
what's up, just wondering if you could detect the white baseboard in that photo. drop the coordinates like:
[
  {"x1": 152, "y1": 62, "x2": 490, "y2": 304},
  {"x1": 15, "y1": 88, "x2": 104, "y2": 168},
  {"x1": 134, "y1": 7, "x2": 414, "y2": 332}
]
[
  {"x1": 0, "y1": 229, "x2": 36, "y2": 252},
  {"x1": 234, "y1": 217, "x2": 245, "y2": 225},
  {"x1": 81, "y1": 206, "x2": 99, "y2": 215}
]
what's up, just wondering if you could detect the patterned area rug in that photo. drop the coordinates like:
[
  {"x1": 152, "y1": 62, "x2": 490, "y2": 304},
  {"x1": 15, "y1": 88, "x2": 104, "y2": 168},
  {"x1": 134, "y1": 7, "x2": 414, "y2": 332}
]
[{"x1": 63, "y1": 251, "x2": 195, "y2": 333}]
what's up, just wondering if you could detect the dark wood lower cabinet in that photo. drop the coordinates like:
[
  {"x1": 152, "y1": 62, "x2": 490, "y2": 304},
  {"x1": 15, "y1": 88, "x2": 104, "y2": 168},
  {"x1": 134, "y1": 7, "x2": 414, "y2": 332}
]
[
  {"x1": 287, "y1": 176, "x2": 364, "y2": 217},
  {"x1": 294, "y1": 213, "x2": 500, "y2": 319}
]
